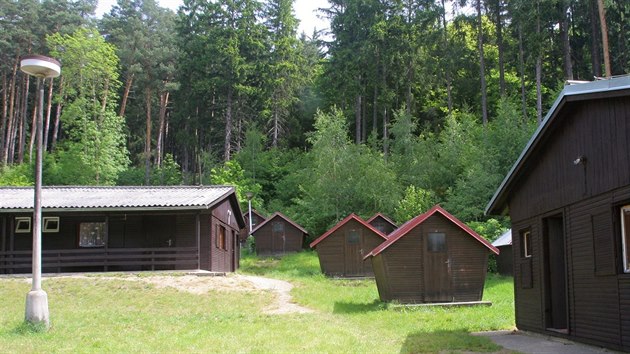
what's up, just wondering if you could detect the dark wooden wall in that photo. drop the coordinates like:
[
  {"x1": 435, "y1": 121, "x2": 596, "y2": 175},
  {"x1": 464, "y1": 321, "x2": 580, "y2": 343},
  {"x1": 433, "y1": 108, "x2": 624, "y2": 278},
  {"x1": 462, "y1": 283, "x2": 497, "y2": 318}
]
[
  {"x1": 254, "y1": 216, "x2": 304, "y2": 256},
  {"x1": 315, "y1": 219, "x2": 384, "y2": 277},
  {"x1": 504, "y1": 94, "x2": 630, "y2": 351},
  {"x1": 200, "y1": 198, "x2": 240, "y2": 272},
  {"x1": 372, "y1": 213, "x2": 490, "y2": 303},
  {"x1": 369, "y1": 217, "x2": 396, "y2": 235},
  {"x1": 495, "y1": 245, "x2": 513, "y2": 276}
]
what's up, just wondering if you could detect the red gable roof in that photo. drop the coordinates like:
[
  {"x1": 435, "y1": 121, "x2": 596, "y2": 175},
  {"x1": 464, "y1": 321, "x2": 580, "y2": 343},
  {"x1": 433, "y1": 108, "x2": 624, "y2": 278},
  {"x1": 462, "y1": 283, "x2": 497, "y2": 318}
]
[
  {"x1": 250, "y1": 211, "x2": 309, "y2": 236},
  {"x1": 366, "y1": 213, "x2": 398, "y2": 228},
  {"x1": 363, "y1": 205, "x2": 499, "y2": 259},
  {"x1": 309, "y1": 213, "x2": 388, "y2": 248}
]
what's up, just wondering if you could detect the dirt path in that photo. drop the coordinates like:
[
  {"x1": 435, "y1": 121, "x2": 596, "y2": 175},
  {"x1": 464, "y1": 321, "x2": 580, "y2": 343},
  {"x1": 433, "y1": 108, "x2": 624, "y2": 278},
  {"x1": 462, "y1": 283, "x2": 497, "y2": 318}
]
[{"x1": 44, "y1": 273, "x2": 314, "y2": 315}]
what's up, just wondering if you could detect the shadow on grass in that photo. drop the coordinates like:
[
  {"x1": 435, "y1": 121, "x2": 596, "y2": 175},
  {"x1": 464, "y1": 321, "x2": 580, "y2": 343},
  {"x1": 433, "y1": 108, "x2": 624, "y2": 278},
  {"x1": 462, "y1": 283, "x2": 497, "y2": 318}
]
[
  {"x1": 399, "y1": 329, "x2": 501, "y2": 353},
  {"x1": 333, "y1": 300, "x2": 385, "y2": 314}
]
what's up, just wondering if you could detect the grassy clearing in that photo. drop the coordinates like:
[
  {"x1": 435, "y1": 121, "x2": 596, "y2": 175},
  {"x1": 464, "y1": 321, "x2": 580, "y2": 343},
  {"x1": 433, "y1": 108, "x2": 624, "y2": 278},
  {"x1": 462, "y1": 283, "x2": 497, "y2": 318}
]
[{"x1": 0, "y1": 251, "x2": 514, "y2": 353}]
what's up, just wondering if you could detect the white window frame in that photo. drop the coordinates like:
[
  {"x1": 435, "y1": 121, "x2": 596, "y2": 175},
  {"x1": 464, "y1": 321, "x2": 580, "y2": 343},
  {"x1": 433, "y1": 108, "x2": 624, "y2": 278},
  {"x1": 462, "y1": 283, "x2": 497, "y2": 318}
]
[
  {"x1": 621, "y1": 206, "x2": 630, "y2": 273},
  {"x1": 43, "y1": 217, "x2": 60, "y2": 233},
  {"x1": 522, "y1": 230, "x2": 532, "y2": 258},
  {"x1": 15, "y1": 217, "x2": 31, "y2": 233}
]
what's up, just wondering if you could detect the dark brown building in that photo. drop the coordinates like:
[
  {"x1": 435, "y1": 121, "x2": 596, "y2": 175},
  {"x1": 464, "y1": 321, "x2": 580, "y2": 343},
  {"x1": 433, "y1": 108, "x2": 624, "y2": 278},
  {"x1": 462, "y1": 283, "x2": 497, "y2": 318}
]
[
  {"x1": 366, "y1": 213, "x2": 397, "y2": 235},
  {"x1": 364, "y1": 205, "x2": 498, "y2": 303},
  {"x1": 486, "y1": 77, "x2": 630, "y2": 351},
  {"x1": 250, "y1": 212, "x2": 308, "y2": 256},
  {"x1": 240, "y1": 209, "x2": 266, "y2": 243},
  {"x1": 0, "y1": 186, "x2": 244, "y2": 274},
  {"x1": 310, "y1": 213, "x2": 388, "y2": 277},
  {"x1": 492, "y1": 229, "x2": 512, "y2": 276}
]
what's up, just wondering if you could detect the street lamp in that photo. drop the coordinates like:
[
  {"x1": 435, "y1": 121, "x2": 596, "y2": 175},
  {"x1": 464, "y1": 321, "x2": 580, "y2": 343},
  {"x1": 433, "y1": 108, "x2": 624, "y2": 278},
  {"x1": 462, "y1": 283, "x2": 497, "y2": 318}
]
[
  {"x1": 20, "y1": 54, "x2": 61, "y2": 329},
  {"x1": 245, "y1": 192, "x2": 253, "y2": 233}
]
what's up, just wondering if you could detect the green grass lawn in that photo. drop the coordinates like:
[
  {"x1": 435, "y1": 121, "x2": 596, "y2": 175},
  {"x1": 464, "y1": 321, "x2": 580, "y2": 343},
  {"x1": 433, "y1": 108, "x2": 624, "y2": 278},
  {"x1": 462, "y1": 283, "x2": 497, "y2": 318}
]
[{"x1": 0, "y1": 251, "x2": 514, "y2": 353}]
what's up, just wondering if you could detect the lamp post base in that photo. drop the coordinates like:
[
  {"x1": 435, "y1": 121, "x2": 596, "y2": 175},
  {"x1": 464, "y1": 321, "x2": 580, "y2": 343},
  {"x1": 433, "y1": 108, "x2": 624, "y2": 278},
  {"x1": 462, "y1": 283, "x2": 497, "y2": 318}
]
[{"x1": 25, "y1": 289, "x2": 49, "y2": 329}]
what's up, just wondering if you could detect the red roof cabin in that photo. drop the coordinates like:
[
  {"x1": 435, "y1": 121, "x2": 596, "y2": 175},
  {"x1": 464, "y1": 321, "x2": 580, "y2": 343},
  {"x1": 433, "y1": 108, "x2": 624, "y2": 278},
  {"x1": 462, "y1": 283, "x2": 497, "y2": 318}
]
[
  {"x1": 366, "y1": 213, "x2": 398, "y2": 235},
  {"x1": 364, "y1": 205, "x2": 498, "y2": 303},
  {"x1": 310, "y1": 214, "x2": 388, "y2": 277},
  {"x1": 250, "y1": 212, "x2": 308, "y2": 256}
]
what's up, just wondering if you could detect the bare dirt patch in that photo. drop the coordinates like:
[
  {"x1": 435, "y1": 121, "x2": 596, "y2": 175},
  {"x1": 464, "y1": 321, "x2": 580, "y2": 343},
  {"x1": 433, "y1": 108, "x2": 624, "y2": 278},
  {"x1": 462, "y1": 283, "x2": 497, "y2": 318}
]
[{"x1": 41, "y1": 273, "x2": 314, "y2": 315}]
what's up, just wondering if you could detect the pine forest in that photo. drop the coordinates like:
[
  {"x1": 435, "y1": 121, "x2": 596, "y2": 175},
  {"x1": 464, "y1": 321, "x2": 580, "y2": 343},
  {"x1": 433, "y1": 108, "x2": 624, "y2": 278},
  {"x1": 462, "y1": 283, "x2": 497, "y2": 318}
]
[{"x1": 1, "y1": 0, "x2": 627, "y2": 238}]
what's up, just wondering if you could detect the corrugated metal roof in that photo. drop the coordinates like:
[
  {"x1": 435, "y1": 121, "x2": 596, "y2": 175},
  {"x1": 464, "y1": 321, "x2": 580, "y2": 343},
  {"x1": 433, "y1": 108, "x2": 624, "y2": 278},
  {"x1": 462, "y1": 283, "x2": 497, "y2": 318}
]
[
  {"x1": 485, "y1": 75, "x2": 630, "y2": 215},
  {"x1": 0, "y1": 186, "x2": 235, "y2": 211},
  {"x1": 492, "y1": 229, "x2": 512, "y2": 247}
]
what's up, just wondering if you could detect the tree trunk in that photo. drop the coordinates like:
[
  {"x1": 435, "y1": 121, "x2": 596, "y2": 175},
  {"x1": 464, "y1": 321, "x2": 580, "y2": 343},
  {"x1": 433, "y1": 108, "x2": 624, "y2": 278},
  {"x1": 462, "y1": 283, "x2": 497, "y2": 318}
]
[
  {"x1": 28, "y1": 84, "x2": 38, "y2": 162},
  {"x1": 144, "y1": 88, "x2": 152, "y2": 185},
  {"x1": 536, "y1": 7, "x2": 543, "y2": 124},
  {"x1": 2, "y1": 61, "x2": 18, "y2": 165},
  {"x1": 441, "y1": 0, "x2": 453, "y2": 113},
  {"x1": 43, "y1": 78, "x2": 54, "y2": 151},
  {"x1": 17, "y1": 75, "x2": 30, "y2": 164},
  {"x1": 477, "y1": 0, "x2": 488, "y2": 126},
  {"x1": 597, "y1": 0, "x2": 611, "y2": 77},
  {"x1": 355, "y1": 93, "x2": 362, "y2": 144},
  {"x1": 224, "y1": 87, "x2": 233, "y2": 162},
  {"x1": 156, "y1": 90, "x2": 170, "y2": 168},
  {"x1": 560, "y1": 2, "x2": 573, "y2": 80},
  {"x1": 0, "y1": 74, "x2": 7, "y2": 163},
  {"x1": 272, "y1": 105, "x2": 279, "y2": 148},
  {"x1": 51, "y1": 77, "x2": 64, "y2": 152},
  {"x1": 495, "y1": 0, "x2": 506, "y2": 96},
  {"x1": 119, "y1": 73, "x2": 134, "y2": 117},
  {"x1": 518, "y1": 25, "x2": 527, "y2": 122},
  {"x1": 590, "y1": 0, "x2": 602, "y2": 77}
]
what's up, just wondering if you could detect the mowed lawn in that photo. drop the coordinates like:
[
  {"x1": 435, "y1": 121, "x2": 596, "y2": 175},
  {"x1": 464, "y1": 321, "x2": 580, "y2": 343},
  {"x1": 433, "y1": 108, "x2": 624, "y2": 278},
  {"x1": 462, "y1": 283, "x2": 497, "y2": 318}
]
[{"x1": 0, "y1": 252, "x2": 515, "y2": 353}]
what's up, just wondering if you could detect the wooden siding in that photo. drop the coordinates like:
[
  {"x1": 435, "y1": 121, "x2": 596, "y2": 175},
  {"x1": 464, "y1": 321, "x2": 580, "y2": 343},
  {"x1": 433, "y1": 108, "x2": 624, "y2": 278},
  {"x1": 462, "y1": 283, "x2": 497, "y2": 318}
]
[
  {"x1": 369, "y1": 217, "x2": 396, "y2": 235},
  {"x1": 253, "y1": 216, "x2": 304, "y2": 256},
  {"x1": 496, "y1": 245, "x2": 513, "y2": 275},
  {"x1": 315, "y1": 219, "x2": 384, "y2": 277},
  {"x1": 375, "y1": 213, "x2": 490, "y2": 303}
]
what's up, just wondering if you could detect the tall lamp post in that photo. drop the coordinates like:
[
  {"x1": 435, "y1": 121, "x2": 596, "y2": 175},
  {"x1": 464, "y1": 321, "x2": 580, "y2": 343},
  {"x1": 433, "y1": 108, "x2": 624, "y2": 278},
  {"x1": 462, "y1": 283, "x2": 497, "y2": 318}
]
[
  {"x1": 245, "y1": 192, "x2": 253, "y2": 234},
  {"x1": 20, "y1": 54, "x2": 61, "y2": 328}
]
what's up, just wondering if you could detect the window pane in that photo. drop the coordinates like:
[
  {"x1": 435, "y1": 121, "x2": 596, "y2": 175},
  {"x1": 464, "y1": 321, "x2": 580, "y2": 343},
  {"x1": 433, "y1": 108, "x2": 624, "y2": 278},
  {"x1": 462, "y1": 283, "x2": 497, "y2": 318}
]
[
  {"x1": 622, "y1": 207, "x2": 630, "y2": 272},
  {"x1": 273, "y1": 222, "x2": 284, "y2": 233},
  {"x1": 43, "y1": 217, "x2": 59, "y2": 233},
  {"x1": 427, "y1": 233, "x2": 446, "y2": 252},
  {"x1": 347, "y1": 230, "x2": 360, "y2": 244},
  {"x1": 15, "y1": 217, "x2": 31, "y2": 233},
  {"x1": 79, "y1": 222, "x2": 106, "y2": 247}
]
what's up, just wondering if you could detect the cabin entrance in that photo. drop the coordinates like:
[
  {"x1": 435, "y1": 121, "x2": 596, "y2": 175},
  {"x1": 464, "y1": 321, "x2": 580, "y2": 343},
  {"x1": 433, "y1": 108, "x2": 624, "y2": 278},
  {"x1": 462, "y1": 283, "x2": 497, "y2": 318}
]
[
  {"x1": 424, "y1": 232, "x2": 452, "y2": 302},
  {"x1": 543, "y1": 215, "x2": 568, "y2": 333},
  {"x1": 344, "y1": 229, "x2": 363, "y2": 276},
  {"x1": 272, "y1": 221, "x2": 286, "y2": 254}
]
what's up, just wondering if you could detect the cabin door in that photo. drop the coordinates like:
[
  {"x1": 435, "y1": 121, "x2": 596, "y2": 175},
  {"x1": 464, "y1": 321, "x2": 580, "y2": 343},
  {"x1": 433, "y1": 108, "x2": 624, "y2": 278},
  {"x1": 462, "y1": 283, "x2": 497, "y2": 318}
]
[
  {"x1": 344, "y1": 228, "x2": 363, "y2": 276},
  {"x1": 272, "y1": 221, "x2": 285, "y2": 254},
  {"x1": 424, "y1": 232, "x2": 452, "y2": 302},
  {"x1": 543, "y1": 215, "x2": 568, "y2": 332}
]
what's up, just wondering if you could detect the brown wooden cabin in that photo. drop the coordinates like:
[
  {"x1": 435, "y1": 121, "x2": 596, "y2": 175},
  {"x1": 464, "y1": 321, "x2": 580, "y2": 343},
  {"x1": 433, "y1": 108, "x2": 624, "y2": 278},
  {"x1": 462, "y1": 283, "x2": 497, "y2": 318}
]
[
  {"x1": 366, "y1": 213, "x2": 397, "y2": 235},
  {"x1": 492, "y1": 229, "x2": 512, "y2": 276},
  {"x1": 485, "y1": 77, "x2": 630, "y2": 351},
  {"x1": 0, "y1": 186, "x2": 245, "y2": 274},
  {"x1": 250, "y1": 212, "x2": 308, "y2": 256},
  {"x1": 310, "y1": 213, "x2": 388, "y2": 277},
  {"x1": 240, "y1": 209, "x2": 266, "y2": 243},
  {"x1": 364, "y1": 205, "x2": 498, "y2": 304}
]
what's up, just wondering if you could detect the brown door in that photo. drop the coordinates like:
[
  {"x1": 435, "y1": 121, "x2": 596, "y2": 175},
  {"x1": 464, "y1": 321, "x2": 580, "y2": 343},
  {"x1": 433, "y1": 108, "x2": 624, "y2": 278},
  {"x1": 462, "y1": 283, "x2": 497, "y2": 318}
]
[
  {"x1": 423, "y1": 232, "x2": 452, "y2": 302},
  {"x1": 344, "y1": 228, "x2": 363, "y2": 276},
  {"x1": 272, "y1": 221, "x2": 285, "y2": 254},
  {"x1": 543, "y1": 215, "x2": 568, "y2": 332}
]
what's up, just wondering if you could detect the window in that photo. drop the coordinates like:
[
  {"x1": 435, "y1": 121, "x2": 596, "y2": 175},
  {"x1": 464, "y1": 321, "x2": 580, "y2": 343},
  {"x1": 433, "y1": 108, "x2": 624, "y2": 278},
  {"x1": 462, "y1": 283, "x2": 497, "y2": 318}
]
[
  {"x1": 273, "y1": 222, "x2": 284, "y2": 233},
  {"x1": 79, "y1": 222, "x2": 106, "y2": 247},
  {"x1": 347, "y1": 229, "x2": 360, "y2": 244},
  {"x1": 427, "y1": 232, "x2": 446, "y2": 252},
  {"x1": 521, "y1": 230, "x2": 532, "y2": 258},
  {"x1": 216, "y1": 225, "x2": 226, "y2": 250},
  {"x1": 43, "y1": 217, "x2": 59, "y2": 233},
  {"x1": 621, "y1": 206, "x2": 630, "y2": 273},
  {"x1": 15, "y1": 217, "x2": 31, "y2": 233}
]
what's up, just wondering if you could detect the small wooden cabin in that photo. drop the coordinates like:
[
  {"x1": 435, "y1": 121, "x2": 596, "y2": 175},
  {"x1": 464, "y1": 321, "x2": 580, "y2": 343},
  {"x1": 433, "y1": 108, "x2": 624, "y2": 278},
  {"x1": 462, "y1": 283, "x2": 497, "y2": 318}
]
[
  {"x1": 240, "y1": 209, "x2": 266, "y2": 243},
  {"x1": 485, "y1": 77, "x2": 630, "y2": 351},
  {"x1": 250, "y1": 212, "x2": 308, "y2": 256},
  {"x1": 366, "y1": 213, "x2": 397, "y2": 235},
  {"x1": 0, "y1": 186, "x2": 245, "y2": 274},
  {"x1": 364, "y1": 205, "x2": 498, "y2": 303},
  {"x1": 492, "y1": 229, "x2": 512, "y2": 276},
  {"x1": 310, "y1": 214, "x2": 388, "y2": 277}
]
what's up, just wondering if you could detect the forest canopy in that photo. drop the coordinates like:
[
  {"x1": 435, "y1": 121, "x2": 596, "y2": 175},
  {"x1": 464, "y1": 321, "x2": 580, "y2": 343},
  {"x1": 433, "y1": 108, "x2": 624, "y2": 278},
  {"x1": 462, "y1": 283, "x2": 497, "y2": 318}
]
[{"x1": 0, "y1": 0, "x2": 625, "y2": 239}]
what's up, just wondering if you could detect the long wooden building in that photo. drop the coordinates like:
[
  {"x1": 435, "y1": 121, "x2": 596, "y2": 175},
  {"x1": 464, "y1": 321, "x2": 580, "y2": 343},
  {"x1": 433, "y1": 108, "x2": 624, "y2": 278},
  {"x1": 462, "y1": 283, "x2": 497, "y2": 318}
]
[
  {"x1": 0, "y1": 186, "x2": 244, "y2": 274},
  {"x1": 250, "y1": 212, "x2": 308, "y2": 256},
  {"x1": 364, "y1": 205, "x2": 498, "y2": 303},
  {"x1": 310, "y1": 213, "x2": 388, "y2": 277},
  {"x1": 486, "y1": 76, "x2": 630, "y2": 351}
]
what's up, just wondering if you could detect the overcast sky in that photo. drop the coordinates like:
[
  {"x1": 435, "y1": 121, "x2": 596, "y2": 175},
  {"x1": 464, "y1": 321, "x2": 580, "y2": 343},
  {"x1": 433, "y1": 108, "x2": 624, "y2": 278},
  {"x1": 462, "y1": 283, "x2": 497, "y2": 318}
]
[{"x1": 95, "y1": 0, "x2": 330, "y2": 36}]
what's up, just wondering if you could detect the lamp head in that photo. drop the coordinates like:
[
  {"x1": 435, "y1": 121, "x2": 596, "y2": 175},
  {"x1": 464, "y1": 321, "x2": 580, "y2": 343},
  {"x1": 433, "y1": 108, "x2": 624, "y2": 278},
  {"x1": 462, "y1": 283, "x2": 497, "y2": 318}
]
[{"x1": 20, "y1": 55, "x2": 61, "y2": 79}]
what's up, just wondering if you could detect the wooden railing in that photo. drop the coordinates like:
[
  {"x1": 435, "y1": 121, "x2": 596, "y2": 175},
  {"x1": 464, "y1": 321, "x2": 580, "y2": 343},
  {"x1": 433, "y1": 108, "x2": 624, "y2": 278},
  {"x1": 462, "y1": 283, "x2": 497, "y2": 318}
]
[{"x1": 0, "y1": 247, "x2": 199, "y2": 273}]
